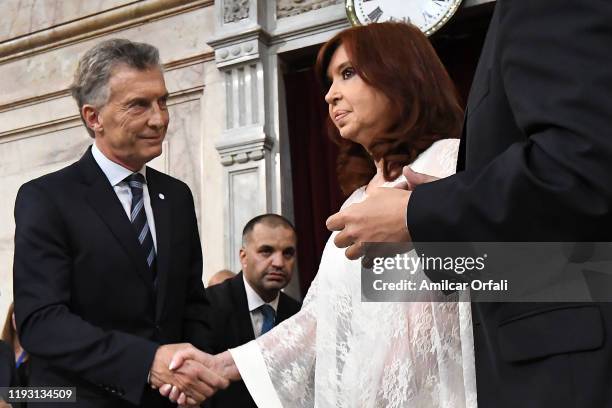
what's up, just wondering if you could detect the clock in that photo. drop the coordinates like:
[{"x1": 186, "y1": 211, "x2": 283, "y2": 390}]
[{"x1": 346, "y1": 0, "x2": 463, "y2": 36}]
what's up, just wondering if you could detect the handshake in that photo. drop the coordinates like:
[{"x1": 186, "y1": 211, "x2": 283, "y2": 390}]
[{"x1": 149, "y1": 343, "x2": 240, "y2": 407}]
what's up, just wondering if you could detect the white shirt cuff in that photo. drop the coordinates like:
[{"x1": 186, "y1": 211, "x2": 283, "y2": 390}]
[{"x1": 229, "y1": 341, "x2": 283, "y2": 408}]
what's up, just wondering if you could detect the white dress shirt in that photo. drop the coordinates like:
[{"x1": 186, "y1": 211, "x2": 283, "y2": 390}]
[
  {"x1": 91, "y1": 142, "x2": 157, "y2": 250},
  {"x1": 243, "y1": 274, "x2": 279, "y2": 338}
]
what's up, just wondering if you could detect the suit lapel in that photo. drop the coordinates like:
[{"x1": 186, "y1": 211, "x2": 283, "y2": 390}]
[
  {"x1": 230, "y1": 273, "x2": 256, "y2": 343},
  {"x1": 146, "y1": 169, "x2": 172, "y2": 320},
  {"x1": 457, "y1": 116, "x2": 467, "y2": 172},
  {"x1": 276, "y1": 294, "x2": 291, "y2": 323},
  {"x1": 79, "y1": 149, "x2": 155, "y2": 289}
]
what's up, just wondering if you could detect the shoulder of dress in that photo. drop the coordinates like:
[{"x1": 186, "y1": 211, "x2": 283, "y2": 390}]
[
  {"x1": 340, "y1": 186, "x2": 366, "y2": 210},
  {"x1": 408, "y1": 138, "x2": 460, "y2": 177},
  {"x1": 430, "y1": 138, "x2": 460, "y2": 154}
]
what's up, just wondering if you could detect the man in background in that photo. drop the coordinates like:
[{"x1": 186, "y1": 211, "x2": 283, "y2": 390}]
[
  {"x1": 202, "y1": 214, "x2": 301, "y2": 407},
  {"x1": 207, "y1": 269, "x2": 236, "y2": 287}
]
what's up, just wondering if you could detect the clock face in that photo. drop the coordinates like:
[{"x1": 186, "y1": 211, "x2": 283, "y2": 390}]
[{"x1": 346, "y1": 0, "x2": 463, "y2": 36}]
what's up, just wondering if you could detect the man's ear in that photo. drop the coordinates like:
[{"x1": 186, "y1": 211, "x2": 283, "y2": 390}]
[
  {"x1": 239, "y1": 248, "x2": 248, "y2": 269},
  {"x1": 82, "y1": 104, "x2": 103, "y2": 134}
]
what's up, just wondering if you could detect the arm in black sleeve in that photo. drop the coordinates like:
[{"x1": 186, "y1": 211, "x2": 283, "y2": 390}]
[
  {"x1": 409, "y1": 0, "x2": 612, "y2": 243},
  {"x1": 178, "y1": 184, "x2": 215, "y2": 353}
]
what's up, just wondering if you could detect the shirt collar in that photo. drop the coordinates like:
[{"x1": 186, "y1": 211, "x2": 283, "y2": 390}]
[
  {"x1": 242, "y1": 273, "x2": 279, "y2": 313},
  {"x1": 91, "y1": 142, "x2": 147, "y2": 187}
]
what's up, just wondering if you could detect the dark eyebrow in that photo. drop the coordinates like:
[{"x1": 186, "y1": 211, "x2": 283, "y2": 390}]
[
  {"x1": 336, "y1": 61, "x2": 352, "y2": 73},
  {"x1": 126, "y1": 97, "x2": 148, "y2": 105},
  {"x1": 126, "y1": 92, "x2": 169, "y2": 105},
  {"x1": 327, "y1": 61, "x2": 353, "y2": 80}
]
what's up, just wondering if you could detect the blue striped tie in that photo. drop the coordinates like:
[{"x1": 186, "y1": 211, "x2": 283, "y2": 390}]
[
  {"x1": 259, "y1": 304, "x2": 276, "y2": 336},
  {"x1": 125, "y1": 173, "x2": 156, "y2": 284}
]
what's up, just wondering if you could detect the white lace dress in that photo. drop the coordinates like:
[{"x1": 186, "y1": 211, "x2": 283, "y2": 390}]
[{"x1": 230, "y1": 139, "x2": 477, "y2": 408}]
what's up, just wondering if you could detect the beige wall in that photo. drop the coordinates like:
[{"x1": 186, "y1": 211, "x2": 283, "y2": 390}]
[
  {"x1": 0, "y1": 0, "x2": 227, "y2": 321},
  {"x1": 0, "y1": 0, "x2": 135, "y2": 43}
]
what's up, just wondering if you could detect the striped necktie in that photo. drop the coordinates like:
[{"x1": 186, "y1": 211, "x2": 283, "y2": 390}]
[
  {"x1": 125, "y1": 173, "x2": 156, "y2": 283},
  {"x1": 259, "y1": 304, "x2": 276, "y2": 336}
]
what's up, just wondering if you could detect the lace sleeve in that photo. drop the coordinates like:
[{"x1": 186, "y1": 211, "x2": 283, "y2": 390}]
[{"x1": 256, "y1": 274, "x2": 319, "y2": 406}]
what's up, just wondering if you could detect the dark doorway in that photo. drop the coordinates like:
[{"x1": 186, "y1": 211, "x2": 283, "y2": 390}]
[{"x1": 284, "y1": 45, "x2": 345, "y2": 297}]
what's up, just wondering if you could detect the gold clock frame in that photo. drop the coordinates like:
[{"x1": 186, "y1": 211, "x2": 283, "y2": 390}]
[{"x1": 345, "y1": 0, "x2": 464, "y2": 36}]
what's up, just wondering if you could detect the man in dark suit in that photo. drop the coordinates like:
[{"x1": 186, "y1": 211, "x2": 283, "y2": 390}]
[
  {"x1": 202, "y1": 214, "x2": 301, "y2": 408},
  {"x1": 328, "y1": 2, "x2": 612, "y2": 407},
  {"x1": 13, "y1": 39, "x2": 226, "y2": 407}
]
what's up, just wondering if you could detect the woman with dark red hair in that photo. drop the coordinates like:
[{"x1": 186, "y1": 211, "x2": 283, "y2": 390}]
[{"x1": 166, "y1": 22, "x2": 476, "y2": 408}]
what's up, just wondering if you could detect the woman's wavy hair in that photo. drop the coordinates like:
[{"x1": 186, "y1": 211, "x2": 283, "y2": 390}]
[{"x1": 315, "y1": 22, "x2": 463, "y2": 195}]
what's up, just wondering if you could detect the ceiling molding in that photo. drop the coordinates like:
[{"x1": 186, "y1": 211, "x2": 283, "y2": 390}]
[{"x1": 0, "y1": 0, "x2": 212, "y2": 64}]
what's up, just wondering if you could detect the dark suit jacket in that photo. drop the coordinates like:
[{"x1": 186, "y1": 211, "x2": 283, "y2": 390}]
[
  {"x1": 0, "y1": 340, "x2": 16, "y2": 388},
  {"x1": 408, "y1": 1, "x2": 612, "y2": 407},
  {"x1": 200, "y1": 272, "x2": 301, "y2": 408},
  {"x1": 13, "y1": 147, "x2": 211, "y2": 407}
]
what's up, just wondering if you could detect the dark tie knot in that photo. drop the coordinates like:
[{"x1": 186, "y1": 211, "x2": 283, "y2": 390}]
[
  {"x1": 259, "y1": 304, "x2": 276, "y2": 321},
  {"x1": 125, "y1": 173, "x2": 146, "y2": 190}
]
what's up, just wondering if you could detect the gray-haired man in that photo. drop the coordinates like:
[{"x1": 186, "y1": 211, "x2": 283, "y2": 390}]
[{"x1": 13, "y1": 39, "x2": 226, "y2": 407}]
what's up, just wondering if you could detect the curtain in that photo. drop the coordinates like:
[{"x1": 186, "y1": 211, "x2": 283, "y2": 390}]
[{"x1": 285, "y1": 67, "x2": 345, "y2": 296}]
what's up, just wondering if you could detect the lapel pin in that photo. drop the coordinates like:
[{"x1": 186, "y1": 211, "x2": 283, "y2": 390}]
[{"x1": 158, "y1": 193, "x2": 165, "y2": 200}]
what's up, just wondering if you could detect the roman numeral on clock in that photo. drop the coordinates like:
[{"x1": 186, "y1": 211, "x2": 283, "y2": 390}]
[{"x1": 368, "y1": 6, "x2": 384, "y2": 22}]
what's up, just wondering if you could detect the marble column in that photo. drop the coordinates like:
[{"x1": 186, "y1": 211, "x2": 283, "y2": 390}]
[{"x1": 208, "y1": 0, "x2": 283, "y2": 273}]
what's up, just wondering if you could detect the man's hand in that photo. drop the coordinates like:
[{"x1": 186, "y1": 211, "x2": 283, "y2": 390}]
[
  {"x1": 326, "y1": 166, "x2": 440, "y2": 260},
  {"x1": 150, "y1": 343, "x2": 229, "y2": 405},
  {"x1": 149, "y1": 343, "x2": 186, "y2": 389},
  {"x1": 171, "y1": 349, "x2": 241, "y2": 382},
  {"x1": 159, "y1": 349, "x2": 238, "y2": 405},
  {"x1": 327, "y1": 187, "x2": 412, "y2": 260}
]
